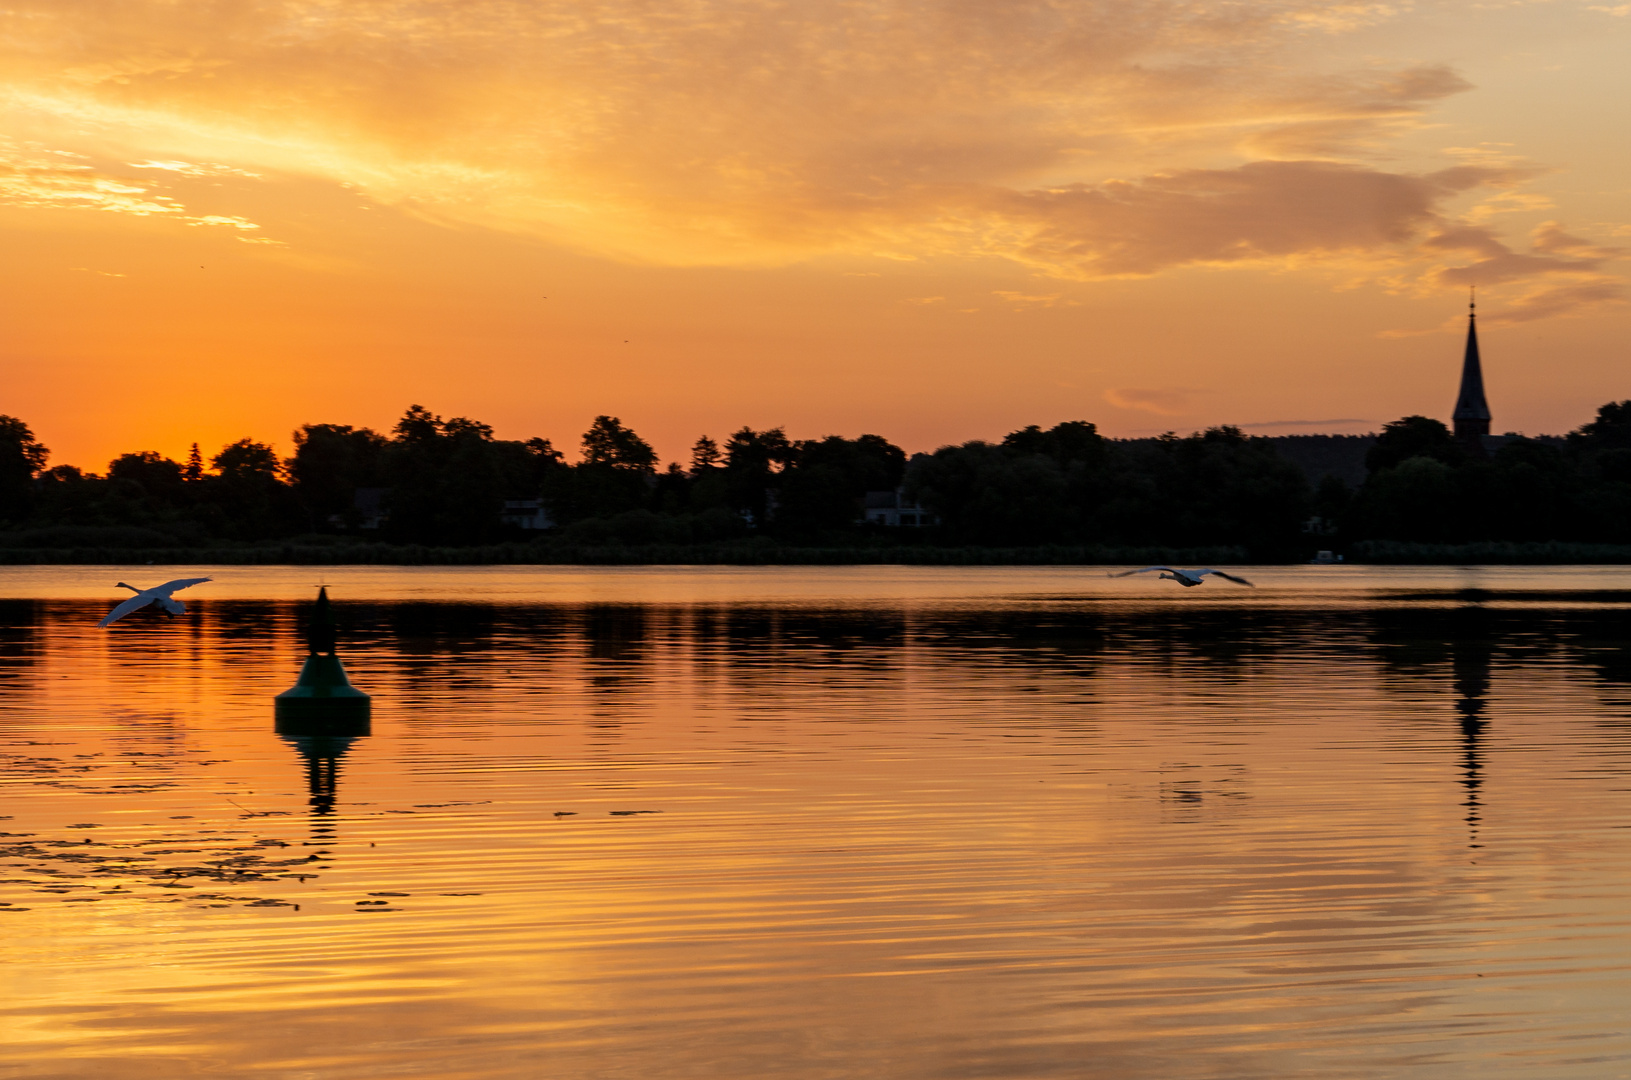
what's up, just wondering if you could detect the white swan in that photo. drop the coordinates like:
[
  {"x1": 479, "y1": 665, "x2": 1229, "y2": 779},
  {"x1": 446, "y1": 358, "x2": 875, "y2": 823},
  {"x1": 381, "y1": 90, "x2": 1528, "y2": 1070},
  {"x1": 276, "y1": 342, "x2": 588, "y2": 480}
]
[
  {"x1": 1109, "y1": 567, "x2": 1253, "y2": 588},
  {"x1": 97, "y1": 577, "x2": 213, "y2": 627}
]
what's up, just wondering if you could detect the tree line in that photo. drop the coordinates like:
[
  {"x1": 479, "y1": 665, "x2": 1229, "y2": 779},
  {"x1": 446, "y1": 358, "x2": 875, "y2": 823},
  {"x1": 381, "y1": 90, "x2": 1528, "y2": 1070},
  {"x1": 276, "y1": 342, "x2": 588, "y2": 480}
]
[{"x1": 2, "y1": 401, "x2": 1630, "y2": 555}]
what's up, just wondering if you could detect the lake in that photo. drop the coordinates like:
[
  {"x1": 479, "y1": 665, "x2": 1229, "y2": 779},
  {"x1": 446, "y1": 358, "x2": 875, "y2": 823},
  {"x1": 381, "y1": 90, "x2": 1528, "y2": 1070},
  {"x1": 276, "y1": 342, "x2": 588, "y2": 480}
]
[{"x1": 2, "y1": 565, "x2": 1630, "y2": 1079}]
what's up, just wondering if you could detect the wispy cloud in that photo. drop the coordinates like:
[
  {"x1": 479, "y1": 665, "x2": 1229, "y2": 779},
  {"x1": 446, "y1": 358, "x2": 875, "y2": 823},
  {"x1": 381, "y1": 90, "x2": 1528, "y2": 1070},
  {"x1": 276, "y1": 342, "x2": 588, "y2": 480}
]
[
  {"x1": 1484, "y1": 279, "x2": 1627, "y2": 324},
  {"x1": 0, "y1": 138, "x2": 269, "y2": 232},
  {"x1": 1104, "y1": 387, "x2": 1196, "y2": 415},
  {"x1": 127, "y1": 160, "x2": 263, "y2": 179},
  {"x1": 0, "y1": 140, "x2": 183, "y2": 217},
  {"x1": 1364, "y1": 221, "x2": 1631, "y2": 325},
  {"x1": 993, "y1": 291, "x2": 1070, "y2": 308},
  {"x1": 1236, "y1": 418, "x2": 1372, "y2": 430}
]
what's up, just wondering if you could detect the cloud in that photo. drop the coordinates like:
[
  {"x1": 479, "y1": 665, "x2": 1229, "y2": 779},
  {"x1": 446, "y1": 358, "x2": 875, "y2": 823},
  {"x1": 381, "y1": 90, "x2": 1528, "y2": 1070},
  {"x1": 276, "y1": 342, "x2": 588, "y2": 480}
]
[
  {"x1": 1430, "y1": 221, "x2": 1620, "y2": 284},
  {"x1": 127, "y1": 160, "x2": 263, "y2": 179},
  {"x1": 992, "y1": 291, "x2": 1069, "y2": 308},
  {"x1": 188, "y1": 214, "x2": 260, "y2": 230},
  {"x1": 979, "y1": 160, "x2": 1520, "y2": 278},
  {"x1": 1239, "y1": 65, "x2": 1472, "y2": 157},
  {"x1": 0, "y1": 0, "x2": 1618, "y2": 318},
  {"x1": 1426, "y1": 221, "x2": 1625, "y2": 320},
  {"x1": 1484, "y1": 280, "x2": 1627, "y2": 324},
  {"x1": 0, "y1": 140, "x2": 183, "y2": 217},
  {"x1": 1236, "y1": 418, "x2": 1372, "y2": 430},
  {"x1": 0, "y1": 138, "x2": 269, "y2": 231},
  {"x1": 1104, "y1": 387, "x2": 1195, "y2": 415}
]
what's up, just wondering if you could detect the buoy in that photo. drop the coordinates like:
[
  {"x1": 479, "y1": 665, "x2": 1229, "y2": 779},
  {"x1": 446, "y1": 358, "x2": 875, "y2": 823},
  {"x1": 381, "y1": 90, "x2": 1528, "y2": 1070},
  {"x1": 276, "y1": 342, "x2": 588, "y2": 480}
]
[{"x1": 275, "y1": 586, "x2": 370, "y2": 736}]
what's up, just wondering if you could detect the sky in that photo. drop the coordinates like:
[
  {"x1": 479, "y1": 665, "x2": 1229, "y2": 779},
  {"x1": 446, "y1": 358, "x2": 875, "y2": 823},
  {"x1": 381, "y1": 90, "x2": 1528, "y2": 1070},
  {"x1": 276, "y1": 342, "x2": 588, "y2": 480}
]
[{"x1": 2, "y1": 0, "x2": 1628, "y2": 471}]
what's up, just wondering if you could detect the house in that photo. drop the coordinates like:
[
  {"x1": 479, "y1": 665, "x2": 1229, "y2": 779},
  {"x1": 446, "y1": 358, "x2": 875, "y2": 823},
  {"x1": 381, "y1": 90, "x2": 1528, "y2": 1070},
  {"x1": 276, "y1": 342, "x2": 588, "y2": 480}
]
[
  {"x1": 863, "y1": 488, "x2": 936, "y2": 527},
  {"x1": 501, "y1": 498, "x2": 554, "y2": 530},
  {"x1": 353, "y1": 488, "x2": 389, "y2": 529},
  {"x1": 327, "y1": 487, "x2": 390, "y2": 530}
]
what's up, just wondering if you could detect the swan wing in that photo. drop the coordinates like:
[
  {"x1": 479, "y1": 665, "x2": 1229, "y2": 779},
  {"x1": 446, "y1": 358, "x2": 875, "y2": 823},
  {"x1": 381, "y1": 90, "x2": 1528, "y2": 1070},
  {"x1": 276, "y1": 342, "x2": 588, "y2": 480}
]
[
  {"x1": 98, "y1": 594, "x2": 154, "y2": 627},
  {"x1": 153, "y1": 577, "x2": 212, "y2": 597},
  {"x1": 1205, "y1": 570, "x2": 1254, "y2": 586},
  {"x1": 159, "y1": 598, "x2": 186, "y2": 615}
]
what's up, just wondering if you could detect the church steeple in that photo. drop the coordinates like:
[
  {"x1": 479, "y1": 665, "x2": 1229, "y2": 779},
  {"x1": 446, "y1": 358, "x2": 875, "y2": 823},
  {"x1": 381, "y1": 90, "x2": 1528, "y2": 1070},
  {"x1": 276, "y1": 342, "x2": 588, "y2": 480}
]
[{"x1": 1452, "y1": 289, "x2": 1491, "y2": 449}]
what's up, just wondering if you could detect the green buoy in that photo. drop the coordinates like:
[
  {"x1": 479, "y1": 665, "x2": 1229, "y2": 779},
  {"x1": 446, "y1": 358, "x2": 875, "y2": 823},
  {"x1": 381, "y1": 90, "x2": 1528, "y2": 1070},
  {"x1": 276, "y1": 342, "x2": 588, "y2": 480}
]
[{"x1": 275, "y1": 586, "x2": 370, "y2": 736}]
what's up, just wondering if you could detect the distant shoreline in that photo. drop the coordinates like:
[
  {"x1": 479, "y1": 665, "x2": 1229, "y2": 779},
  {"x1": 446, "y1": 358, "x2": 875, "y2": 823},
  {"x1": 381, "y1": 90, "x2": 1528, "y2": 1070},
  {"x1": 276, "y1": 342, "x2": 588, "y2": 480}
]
[
  {"x1": 5, "y1": 540, "x2": 1631, "y2": 566},
  {"x1": 0, "y1": 543, "x2": 1248, "y2": 567}
]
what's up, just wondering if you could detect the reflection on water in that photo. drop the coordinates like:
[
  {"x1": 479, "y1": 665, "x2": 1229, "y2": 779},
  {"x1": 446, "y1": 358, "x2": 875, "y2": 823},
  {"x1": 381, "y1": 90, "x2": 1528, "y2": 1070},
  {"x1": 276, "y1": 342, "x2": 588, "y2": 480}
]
[
  {"x1": 2, "y1": 567, "x2": 1631, "y2": 1079},
  {"x1": 285, "y1": 735, "x2": 359, "y2": 838}
]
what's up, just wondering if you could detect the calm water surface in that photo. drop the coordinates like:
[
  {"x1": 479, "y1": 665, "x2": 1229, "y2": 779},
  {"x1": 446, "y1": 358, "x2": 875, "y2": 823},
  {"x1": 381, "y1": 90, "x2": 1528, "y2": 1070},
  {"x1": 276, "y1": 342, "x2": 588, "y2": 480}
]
[{"x1": 2, "y1": 565, "x2": 1630, "y2": 1079}]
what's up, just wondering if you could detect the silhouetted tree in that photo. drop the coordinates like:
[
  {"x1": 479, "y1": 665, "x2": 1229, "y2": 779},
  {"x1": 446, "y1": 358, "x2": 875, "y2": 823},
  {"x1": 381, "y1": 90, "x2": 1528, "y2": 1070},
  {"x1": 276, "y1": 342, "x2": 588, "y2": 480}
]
[
  {"x1": 776, "y1": 434, "x2": 907, "y2": 535},
  {"x1": 1570, "y1": 401, "x2": 1631, "y2": 450},
  {"x1": 1563, "y1": 402, "x2": 1631, "y2": 541},
  {"x1": 24, "y1": 398, "x2": 1631, "y2": 552},
  {"x1": 909, "y1": 440, "x2": 1072, "y2": 543},
  {"x1": 383, "y1": 406, "x2": 539, "y2": 543},
  {"x1": 677, "y1": 436, "x2": 724, "y2": 514},
  {"x1": 581, "y1": 416, "x2": 656, "y2": 470},
  {"x1": 725, "y1": 427, "x2": 793, "y2": 472},
  {"x1": 1355, "y1": 455, "x2": 1460, "y2": 541},
  {"x1": 525, "y1": 437, "x2": 564, "y2": 470},
  {"x1": 290, "y1": 424, "x2": 389, "y2": 529},
  {"x1": 548, "y1": 416, "x2": 659, "y2": 522},
  {"x1": 0, "y1": 415, "x2": 48, "y2": 524},
  {"x1": 690, "y1": 435, "x2": 722, "y2": 474},
  {"x1": 108, "y1": 451, "x2": 186, "y2": 503},
  {"x1": 198, "y1": 439, "x2": 296, "y2": 539},
  {"x1": 394, "y1": 404, "x2": 442, "y2": 444},
  {"x1": 1484, "y1": 439, "x2": 1575, "y2": 540},
  {"x1": 1366, "y1": 416, "x2": 1465, "y2": 474},
  {"x1": 1001, "y1": 420, "x2": 1104, "y2": 466},
  {"x1": 1101, "y1": 427, "x2": 1307, "y2": 553},
  {"x1": 1352, "y1": 429, "x2": 1593, "y2": 543},
  {"x1": 724, "y1": 427, "x2": 793, "y2": 525},
  {"x1": 912, "y1": 422, "x2": 1305, "y2": 553},
  {"x1": 212, "y1": 439, "x2": 280, "y2": 482},
  {"x1": 654, "y1": 462, "x2": 691, "y2": 514}
]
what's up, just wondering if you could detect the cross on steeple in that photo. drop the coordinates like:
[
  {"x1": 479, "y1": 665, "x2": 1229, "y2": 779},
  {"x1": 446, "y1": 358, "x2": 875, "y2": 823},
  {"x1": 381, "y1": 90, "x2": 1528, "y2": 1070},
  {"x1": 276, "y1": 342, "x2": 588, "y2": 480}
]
[{"x1": 1452, "y1": 288, "x2": 1491, "y2": 452}]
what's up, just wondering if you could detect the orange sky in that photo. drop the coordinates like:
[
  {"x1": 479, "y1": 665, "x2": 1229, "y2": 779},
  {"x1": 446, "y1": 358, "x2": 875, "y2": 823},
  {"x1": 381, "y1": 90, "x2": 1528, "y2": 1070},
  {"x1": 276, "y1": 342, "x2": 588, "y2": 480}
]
[{"x1": 2, "y1": 0, "x2": 1628, "y2": 471}]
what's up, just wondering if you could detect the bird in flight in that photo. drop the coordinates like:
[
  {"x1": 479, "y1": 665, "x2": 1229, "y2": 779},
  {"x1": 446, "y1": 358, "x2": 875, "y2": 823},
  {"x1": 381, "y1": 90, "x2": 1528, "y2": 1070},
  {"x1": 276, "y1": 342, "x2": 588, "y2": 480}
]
[
  {"x1": 1109, "y1": 567, "x2": 1253, "y2": 588},
  {"x1": 97, "y1": 577, "x2": 213, "y2": 627}
]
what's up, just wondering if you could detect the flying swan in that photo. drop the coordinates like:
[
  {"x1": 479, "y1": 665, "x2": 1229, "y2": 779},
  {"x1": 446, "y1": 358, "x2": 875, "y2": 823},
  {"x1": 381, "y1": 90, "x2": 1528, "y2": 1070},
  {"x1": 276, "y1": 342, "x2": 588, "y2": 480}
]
[
  {"x1": 97, "y1": 577, "x2": 213, "y2": 627},
  {"x1": 1109, "y1": 567, "x2": 1253, "y2": 588}
]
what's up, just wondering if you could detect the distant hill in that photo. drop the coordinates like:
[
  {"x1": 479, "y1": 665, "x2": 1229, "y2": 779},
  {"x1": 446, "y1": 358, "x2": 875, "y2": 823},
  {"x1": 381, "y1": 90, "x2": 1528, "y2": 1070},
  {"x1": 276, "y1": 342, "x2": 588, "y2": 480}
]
[
  {"x1": 1261, "y1": 432, "x2": 1568, "y2": 488},
  {"x1": 1265, "y1": 434, "x2": 1376, "y2": 488},
  {"x1": 1111, "y1": 433, "x2": 1378, "y2": 488}
]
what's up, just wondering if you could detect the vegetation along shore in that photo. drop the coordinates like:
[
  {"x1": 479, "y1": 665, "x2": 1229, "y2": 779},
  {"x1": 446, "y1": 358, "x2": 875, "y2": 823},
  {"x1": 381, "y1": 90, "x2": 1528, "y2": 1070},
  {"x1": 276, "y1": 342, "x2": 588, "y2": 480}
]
[{"x1": 5, "y1": 401, "x2": 1631, "y2": 564}]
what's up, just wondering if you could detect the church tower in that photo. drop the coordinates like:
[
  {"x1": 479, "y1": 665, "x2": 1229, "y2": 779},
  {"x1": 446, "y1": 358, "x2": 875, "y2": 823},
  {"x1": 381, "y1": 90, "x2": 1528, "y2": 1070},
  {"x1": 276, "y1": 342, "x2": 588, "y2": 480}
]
[{"x1": 1452, "y1": 291, "x2": 1491, "y2": 452}]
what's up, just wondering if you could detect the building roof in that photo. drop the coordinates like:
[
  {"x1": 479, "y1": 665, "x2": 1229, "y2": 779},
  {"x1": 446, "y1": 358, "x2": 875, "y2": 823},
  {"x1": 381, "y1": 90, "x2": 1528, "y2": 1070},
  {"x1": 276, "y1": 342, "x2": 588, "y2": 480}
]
[{"x1": 1452, "y1": 305, "x2": 1491, "y2": 423}]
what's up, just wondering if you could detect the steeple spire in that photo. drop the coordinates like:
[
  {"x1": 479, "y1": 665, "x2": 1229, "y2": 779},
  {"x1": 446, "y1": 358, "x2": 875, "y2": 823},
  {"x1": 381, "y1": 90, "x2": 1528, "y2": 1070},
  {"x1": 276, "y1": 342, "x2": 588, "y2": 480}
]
[{"x1": 1452, "y1": 288, "x2": 1491, "y2": 449}]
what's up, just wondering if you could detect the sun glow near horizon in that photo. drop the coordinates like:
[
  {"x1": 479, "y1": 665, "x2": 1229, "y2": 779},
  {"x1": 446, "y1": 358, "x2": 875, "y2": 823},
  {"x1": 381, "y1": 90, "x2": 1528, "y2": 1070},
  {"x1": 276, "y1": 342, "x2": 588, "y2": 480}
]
[{"x1": 2, "y1": 0, "x2": 1629, "y2": 471}]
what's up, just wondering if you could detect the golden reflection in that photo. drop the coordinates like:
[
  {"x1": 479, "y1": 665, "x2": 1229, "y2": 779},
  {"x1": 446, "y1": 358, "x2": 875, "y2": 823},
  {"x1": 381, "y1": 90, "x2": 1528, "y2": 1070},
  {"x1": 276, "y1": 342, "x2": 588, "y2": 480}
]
[{"x1": 2, "y1": 570, "x2": 1631, "y2": 1077}]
